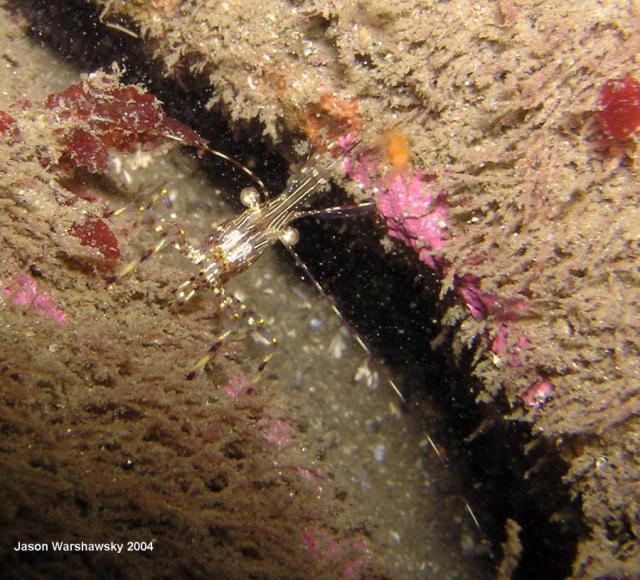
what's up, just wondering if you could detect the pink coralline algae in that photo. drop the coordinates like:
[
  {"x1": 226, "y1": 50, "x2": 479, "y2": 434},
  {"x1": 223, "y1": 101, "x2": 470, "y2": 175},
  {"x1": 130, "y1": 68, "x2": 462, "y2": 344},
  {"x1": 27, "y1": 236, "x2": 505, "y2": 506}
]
[
  {"x1": 339, "y1": 131, "x2": 450, "y2": 280},
  {"x1": 376, "y1": 172, "x2": 448, "y2": 272},
  {"x1": 2, "y1": 274, "x2": 66, "y2": 324},
  {"x1": 340, "y1": 144, "x2": 377, "y2": 190},
  {"x1": 339, "y1": 135, "x2": 449, "y2": 273}
]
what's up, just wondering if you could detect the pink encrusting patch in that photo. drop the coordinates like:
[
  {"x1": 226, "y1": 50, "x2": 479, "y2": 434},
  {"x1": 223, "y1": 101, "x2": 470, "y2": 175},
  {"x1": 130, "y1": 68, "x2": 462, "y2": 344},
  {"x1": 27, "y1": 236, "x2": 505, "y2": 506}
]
[
  {"x1": 340, "y1": 131, "x2": 531, "y2": 327},
  {"x1": 455, "y1": 273, "x2": 498, "y2": 319},
  {"x1": 338, "y1": 132, "x2": 449, "y2": 272},
  {"x1": 340, "y1": 133, "x2": 378, "y2": 190},
  {"x1": 342, "y1": 153, "x2": 377, "y2": 189},
  {"x1": 491, "y1": 324, "x2": 532, "y2": 368},
  {"x1": 258, "y1": 416, "x2": 293, "y2": 449},
  {"x1": 223, "y1": 375, "x2": 253, "y2": 398},
  {"x1": 301, "y1": 526, "x2": 376, "y2": 579},
  {"x1": 521, "y1": 378, "x2": 553, "y2": 408},
  {"x1": 2, "y1": 274, "x2": 66, "y2": 324},
  {"x1": 455, "y1": 273, "x2": 530, "y2": 323},
  {"x1": 376, "y1": 172, "x2": 448, "y2": 272}
]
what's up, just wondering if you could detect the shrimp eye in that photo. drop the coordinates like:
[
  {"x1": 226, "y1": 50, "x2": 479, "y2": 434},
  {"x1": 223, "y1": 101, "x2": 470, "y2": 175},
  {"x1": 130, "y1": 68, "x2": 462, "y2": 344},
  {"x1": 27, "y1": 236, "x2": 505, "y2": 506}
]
[
  {"x1": 240, "y1": 187, "x2": 261, "y2": 208},
  {"x1": 279, "y1": 226, "x2": 300, "y2": 247}
]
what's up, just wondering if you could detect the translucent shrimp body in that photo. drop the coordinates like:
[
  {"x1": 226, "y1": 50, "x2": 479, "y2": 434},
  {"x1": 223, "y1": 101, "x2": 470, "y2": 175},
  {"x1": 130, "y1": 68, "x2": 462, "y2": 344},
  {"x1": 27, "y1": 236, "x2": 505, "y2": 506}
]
[{"x1": 174, "y1": 165, "x2": 327, "y2": 304}]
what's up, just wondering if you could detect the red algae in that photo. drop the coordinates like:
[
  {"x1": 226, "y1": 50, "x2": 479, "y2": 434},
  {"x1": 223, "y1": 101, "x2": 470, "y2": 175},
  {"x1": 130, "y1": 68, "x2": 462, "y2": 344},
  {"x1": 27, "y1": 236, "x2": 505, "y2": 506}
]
[
  {"x1": 597, "y1": 74, "x2": 640, "y2": 141},
  {"x1": 46, "y1": 77, "x2": 207, "y2": 172},
  {"x1": 61, "y1": 127, "x2": 109, "y2": 173},
  {"x1": 68, "y1": 217, "x2": 120, "y2": 272},
  {"x1": 0, "y1": 111, "x2": 20, "y2": 145},
  {"x1": 37, "y1": 75, "x2": 220, "y2": 271}
]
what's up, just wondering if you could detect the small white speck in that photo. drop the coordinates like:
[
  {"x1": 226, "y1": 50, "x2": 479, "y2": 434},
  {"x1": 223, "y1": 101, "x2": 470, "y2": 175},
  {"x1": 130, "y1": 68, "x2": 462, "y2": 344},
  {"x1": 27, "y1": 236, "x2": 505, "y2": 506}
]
[
  {"x1": 329, "y1": 332, "x2": 346, "y2": 359},
  {"x1": 373, "y1": 443, "x2": 386, "y2": 462},
  {"x1": 460, "y1": 533, "x2": 475, "y2": 554},
  {"x1": 354, "y1": 360, "x2": 379, "y2": 389}
]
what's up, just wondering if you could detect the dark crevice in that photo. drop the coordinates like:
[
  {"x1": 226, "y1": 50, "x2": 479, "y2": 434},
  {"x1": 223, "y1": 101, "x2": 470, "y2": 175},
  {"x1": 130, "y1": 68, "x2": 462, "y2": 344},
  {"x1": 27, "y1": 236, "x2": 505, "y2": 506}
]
[{"x1": 289, "y1": 213, "x2": 582, "y2": 579}]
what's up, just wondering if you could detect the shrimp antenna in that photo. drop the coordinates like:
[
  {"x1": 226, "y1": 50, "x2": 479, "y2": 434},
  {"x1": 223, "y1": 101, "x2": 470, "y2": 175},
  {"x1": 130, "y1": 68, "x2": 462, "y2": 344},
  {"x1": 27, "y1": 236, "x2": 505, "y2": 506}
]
[
  {"x1": 200, "y1": 144, "x2": 270, "y2": 201},
  {"x1": 172, "y1": 134, "x2": 271, "y2": 201}
]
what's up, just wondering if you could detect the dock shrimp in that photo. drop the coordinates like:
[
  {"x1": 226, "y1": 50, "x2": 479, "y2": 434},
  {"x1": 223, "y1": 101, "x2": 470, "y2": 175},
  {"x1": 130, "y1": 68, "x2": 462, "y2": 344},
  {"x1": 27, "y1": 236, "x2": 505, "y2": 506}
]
[{"x1": 106, "y1": 138, "x2": 374, "y2": 381}]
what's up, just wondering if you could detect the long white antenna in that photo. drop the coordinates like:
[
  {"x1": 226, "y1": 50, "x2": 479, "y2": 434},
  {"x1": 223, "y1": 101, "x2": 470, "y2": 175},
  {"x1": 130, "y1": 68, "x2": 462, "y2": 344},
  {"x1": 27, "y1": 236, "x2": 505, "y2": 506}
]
[{"x1": 282, "y1": 243, "x2": 407, "y2": 404}]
